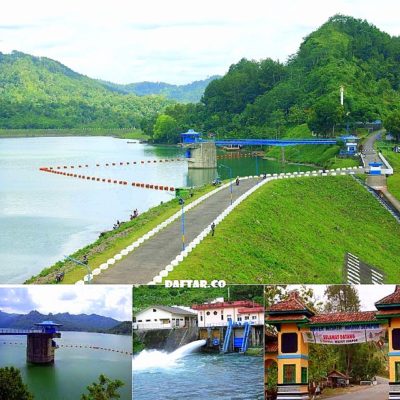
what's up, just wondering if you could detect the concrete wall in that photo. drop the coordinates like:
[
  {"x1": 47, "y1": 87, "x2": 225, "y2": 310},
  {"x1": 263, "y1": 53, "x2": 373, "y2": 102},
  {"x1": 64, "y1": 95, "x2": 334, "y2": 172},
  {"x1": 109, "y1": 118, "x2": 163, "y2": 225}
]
[
  {"x1": 187, "y1": 142, "x2": 217, "y2": 169},
  {"x1": 197, "y1": 306, "x2": 264, "y2": 327},
  {"x1": 135, "y1": 326, "x2": 199, "y2": 352},
  {"x1": 26, "y1": 333, "x2": 60, "y2": 364},
  {"x1": 133, "y1": 307, "x2": 195, "y2": 330},
  {"x1": 199, "y1": 325, "x2": 264, "y2": 351}
]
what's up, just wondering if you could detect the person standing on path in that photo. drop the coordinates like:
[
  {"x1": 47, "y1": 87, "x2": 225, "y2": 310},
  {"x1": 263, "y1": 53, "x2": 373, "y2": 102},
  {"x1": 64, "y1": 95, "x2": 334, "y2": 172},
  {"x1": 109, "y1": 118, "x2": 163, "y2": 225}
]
[{"x1": 211, "y1": 222, "x2": 216, "y2": 236}]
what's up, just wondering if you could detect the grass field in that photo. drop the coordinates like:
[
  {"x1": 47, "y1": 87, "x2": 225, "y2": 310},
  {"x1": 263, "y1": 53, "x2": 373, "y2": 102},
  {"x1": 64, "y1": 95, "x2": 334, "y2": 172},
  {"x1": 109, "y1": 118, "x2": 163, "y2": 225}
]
[
  {"x1": 378, "y1": 146, "x2": 400, "y2": 201},
  {"x1": 168, "y1": 176, "x2": 400, "y2": 284},
  {"x1": 26, "y1": 183, "x2": 217, "y2": 284},
  {"x1": 266, "y1": 124, "x2": 360, "y2": 169}
]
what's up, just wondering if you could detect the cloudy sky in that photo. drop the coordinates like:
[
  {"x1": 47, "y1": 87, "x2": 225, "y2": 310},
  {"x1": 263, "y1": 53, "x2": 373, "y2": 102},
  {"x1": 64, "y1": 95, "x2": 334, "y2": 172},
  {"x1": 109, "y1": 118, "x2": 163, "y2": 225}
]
[
  {"x1": 0, "y1": 286, "x2": 131, "y2": 321},
  {"x1": 0, "y1": 0, "x2": 399, "y2": 84},
  {"x1": 292, "y1": 285, "x2": 397, "y2": 311}
]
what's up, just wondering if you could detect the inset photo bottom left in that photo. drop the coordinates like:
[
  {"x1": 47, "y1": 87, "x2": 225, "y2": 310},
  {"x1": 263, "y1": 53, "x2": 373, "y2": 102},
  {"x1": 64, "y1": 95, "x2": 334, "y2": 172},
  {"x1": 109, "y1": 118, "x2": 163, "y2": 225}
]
[{"x1": 0, "y1": 285, "x2": 132, "y2": 400}]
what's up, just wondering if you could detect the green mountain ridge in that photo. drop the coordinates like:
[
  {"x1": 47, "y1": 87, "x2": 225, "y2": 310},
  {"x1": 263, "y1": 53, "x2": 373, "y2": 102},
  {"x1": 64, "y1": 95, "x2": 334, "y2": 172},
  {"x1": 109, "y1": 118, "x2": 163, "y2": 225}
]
[
  {"x1": 0, "y1": 309, "x2": 124, "y2": 333},
  {"x1": 98, "y1": 76, "x2": 220, "y2": 103},
  {"x1": 151, "y1": 14, "x2": 400, "y2": 142},
  {"x1": 0, "y1": 51, "x2": 172, "y2": 129}
]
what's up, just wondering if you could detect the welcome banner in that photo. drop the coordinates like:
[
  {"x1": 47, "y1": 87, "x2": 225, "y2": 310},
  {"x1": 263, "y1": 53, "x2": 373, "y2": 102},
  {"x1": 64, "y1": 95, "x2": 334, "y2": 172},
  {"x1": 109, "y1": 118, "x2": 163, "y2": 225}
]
[{"x1": 302, "y1": 329, "x2": 385, "y2": 345}]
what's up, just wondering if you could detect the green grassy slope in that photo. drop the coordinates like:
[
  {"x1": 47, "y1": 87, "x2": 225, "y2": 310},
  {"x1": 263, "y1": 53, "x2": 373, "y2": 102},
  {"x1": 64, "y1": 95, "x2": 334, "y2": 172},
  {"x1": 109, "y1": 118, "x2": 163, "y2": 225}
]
[
  {"x1": 265, "y1": 124, "x2": 360, "y2": 169},
  {"x1": 168, "y1": 176, "x2": 400, "y2": 284},
  {"x1": 380, "y1": 148, "x2": 400, "y2": 200}
]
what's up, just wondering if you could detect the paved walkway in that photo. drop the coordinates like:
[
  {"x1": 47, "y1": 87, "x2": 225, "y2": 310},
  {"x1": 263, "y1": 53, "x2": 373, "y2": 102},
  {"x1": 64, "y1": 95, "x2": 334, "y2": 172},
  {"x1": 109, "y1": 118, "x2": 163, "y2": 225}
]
[
  {"x1": 327, "y1": 378, "x2": 388, "y2": 400},
  {"x1": 94, "y1": 177, "x2": 260, "y2": 284},
  {"x1": 363, "y1": 130, "x2": 388, "y2": 190}
]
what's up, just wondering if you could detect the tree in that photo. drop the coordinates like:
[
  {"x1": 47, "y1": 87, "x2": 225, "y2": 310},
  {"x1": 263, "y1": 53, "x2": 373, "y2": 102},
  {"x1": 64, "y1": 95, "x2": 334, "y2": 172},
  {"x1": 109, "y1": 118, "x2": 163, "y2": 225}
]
[
  {"x1": 0, "y1": 366, "x2": 34, "y2": 400},
  {"x1": 324, "y1": 285, "x2": 361, "y2": 313},
  {"x1": 385, "y1": 110, "x2": 400, "y2": 142},
  {"x1": 152, "y1": 114, "x2": 179, "y2": 143},
  {"x1": 307, "y1": 97, "x2": 344, "y2": 137},
  {"x1": 81, "y1": 374, "x2": 124, "y2": 400}
]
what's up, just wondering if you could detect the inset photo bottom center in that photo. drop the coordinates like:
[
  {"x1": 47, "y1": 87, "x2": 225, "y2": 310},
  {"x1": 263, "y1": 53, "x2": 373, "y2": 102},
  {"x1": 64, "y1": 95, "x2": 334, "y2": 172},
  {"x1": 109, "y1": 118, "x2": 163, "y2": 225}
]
[{"x1": 133, "y1": 284, "x2": 265, "y2": 399}]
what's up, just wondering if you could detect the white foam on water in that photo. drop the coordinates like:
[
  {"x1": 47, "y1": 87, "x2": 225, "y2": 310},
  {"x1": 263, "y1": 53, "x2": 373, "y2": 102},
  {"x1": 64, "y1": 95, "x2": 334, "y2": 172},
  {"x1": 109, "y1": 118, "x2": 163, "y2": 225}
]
[{"x1": 132, "y1": 339, "x2": 206, "y2": 371}]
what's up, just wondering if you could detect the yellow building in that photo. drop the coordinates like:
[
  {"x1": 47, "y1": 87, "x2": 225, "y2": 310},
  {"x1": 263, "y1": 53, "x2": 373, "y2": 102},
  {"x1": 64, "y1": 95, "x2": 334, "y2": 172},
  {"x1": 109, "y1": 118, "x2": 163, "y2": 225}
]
[{"x1": 265, "y1": 286, "x2": 400, "y2": 400}]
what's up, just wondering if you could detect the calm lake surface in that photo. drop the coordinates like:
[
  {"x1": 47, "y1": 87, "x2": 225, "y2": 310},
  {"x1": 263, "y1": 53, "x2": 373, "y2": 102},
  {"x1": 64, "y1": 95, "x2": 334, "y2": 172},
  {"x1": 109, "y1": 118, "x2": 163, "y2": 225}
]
[
  {"x1": 0, "y1": 136, "x2": 313, "y2": 283},
  {"x1": 0, "y1": 331, "x2": 132, "y2": 400},
  {"x1": 133, "y1": 352, "x2": 264, "y2": 400}
]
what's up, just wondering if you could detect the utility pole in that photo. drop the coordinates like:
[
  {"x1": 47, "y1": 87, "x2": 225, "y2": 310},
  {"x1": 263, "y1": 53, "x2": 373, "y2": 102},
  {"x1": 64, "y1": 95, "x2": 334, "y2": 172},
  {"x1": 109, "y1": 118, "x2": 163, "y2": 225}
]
[{"x1": 340, "y1": 85, "x2": 344, "y2": 106}]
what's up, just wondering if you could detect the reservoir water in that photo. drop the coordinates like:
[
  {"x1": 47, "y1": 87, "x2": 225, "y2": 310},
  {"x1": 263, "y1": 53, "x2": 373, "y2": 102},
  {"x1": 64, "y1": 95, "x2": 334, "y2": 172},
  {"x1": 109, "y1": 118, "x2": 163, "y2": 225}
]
[
  {"x1": 0, "y1": 331, "x2": 132, "y2": 400},
  {"x1": 133, "y1": 351, "x2": 264, "y2": 399},
  {"x1": 0, "y1": 136, "x2": 314, "y2": 283}
]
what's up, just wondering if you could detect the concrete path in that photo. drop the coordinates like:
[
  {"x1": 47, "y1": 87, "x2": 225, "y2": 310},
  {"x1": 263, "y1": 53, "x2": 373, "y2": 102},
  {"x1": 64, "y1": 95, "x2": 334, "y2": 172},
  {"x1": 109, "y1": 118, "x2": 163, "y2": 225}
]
[
  {"x1": 362, "y1": 130, "x2": 383, "y2": 165},
  {"x1": 363, "y1": 130, "x2": 388, "y2": 190},
  {"x1": 94, "y1": 177, "x2": 260, "y2": 284},
  {"x1": 326, "y1": 377, "x2": 388, "y2": 400}
]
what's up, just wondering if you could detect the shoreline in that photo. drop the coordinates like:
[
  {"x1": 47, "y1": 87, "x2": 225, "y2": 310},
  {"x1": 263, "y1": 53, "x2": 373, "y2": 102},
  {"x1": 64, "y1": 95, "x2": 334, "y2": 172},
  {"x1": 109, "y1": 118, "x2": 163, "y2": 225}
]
[
  {"x1": 0, "y1": 128, "x2": 149, "y2": 140},
  {"x1": 25, "y1": 183, "x2": 216, "y2": 285}
]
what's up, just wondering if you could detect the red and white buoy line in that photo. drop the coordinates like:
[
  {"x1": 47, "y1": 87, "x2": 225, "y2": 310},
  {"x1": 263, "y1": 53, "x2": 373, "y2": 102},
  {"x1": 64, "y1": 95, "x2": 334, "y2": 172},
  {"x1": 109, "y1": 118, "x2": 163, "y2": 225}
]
[
  {"x1": 58, "y1": 343, "x2": 132, "y2": 356},
  {"x1": 42, "y1": 157, "x2": 185, "y2": 171},
  {"x1": 1, "y1": 341, "x2": 24, "y2": 345},
  {"x1": 0, "y1": 341, "x2": 132, "y2": 355},
  {"x1": 38, "y1": 157, "x2": 184, "y2": 192},
  {"x1": 217, "y1": 153, "x2": 257, "y2": 160}
]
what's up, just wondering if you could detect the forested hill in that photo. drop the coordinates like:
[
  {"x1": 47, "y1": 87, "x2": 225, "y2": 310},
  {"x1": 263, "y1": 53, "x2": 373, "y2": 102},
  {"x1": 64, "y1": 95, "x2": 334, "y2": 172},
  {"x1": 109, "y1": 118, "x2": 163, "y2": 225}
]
[
  {"x1": 0, "y1": 309, "x2": 122, "y2": 333},
  {"x1": 0, "y1": 51, "x2": 172, "y2": 129},
  {"x1": 98, "y1": 76, "x2": 220, "y2": 103},
  {"x1": 150, "y1": 15, "x2": 400, "y2": 142}
]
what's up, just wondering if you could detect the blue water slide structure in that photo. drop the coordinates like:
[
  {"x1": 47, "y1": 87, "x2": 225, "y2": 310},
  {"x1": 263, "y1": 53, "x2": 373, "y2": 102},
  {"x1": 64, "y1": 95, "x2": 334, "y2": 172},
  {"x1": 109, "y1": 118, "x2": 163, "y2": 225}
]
[
  {"x1": 222, "y1": 319, "x2": 233, "y2": 353},
  {"x1": 240, "y1": 322, "x2": 251, "y2": 353}
]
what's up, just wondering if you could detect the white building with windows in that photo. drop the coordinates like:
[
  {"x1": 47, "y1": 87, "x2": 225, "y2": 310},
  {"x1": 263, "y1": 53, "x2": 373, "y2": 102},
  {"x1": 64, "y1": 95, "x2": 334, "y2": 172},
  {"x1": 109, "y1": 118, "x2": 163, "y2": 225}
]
[
  {"x1": 192, "y1": 299, "x2": 264, "y2": 328},
  {"x1": 133, "y1": 305, "x2": 197, "y2": 330}
]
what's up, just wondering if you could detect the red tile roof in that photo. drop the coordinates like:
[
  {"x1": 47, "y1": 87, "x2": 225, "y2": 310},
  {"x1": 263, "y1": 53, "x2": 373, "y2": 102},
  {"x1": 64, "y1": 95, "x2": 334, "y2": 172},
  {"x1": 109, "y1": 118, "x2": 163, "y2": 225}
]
[
  {"x1": 267, "y1": 290, "x2": 314, "y2": 316},
  {"x1": 310, "y1": 311, "x2": 377, "y2": 325},
  {"x1": 238, "y1": 307, "x2": 265, "y2": 314},
  {"x1": 266, "y1": 314, "x2": 309, "y2": 322},
  {"x1": 192, "y1": 300, "x2": 262, "y2": 310},
  {"x1": 266, "y1": 342, "x2": 278, "y2": 353},
  {"x1": 375, "y1": 310, "x2": 400, "y2": 317},
  {"x1": 376, "y1": 285, "x2": 400, "y2": 307}
]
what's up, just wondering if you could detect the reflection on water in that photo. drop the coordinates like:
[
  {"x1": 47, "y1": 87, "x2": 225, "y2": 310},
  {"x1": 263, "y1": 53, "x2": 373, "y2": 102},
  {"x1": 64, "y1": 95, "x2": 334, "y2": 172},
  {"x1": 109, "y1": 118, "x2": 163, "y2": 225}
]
[{"x1": 133, "y1": 353, "x2": 264, "y2": 400}]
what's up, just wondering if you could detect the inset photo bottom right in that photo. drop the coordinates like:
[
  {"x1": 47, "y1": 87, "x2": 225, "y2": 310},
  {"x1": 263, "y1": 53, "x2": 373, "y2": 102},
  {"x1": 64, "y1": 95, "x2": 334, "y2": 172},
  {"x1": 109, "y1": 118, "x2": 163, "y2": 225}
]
[{"x1": 265, "y1": 285, "x2": 400, "y2": 400}]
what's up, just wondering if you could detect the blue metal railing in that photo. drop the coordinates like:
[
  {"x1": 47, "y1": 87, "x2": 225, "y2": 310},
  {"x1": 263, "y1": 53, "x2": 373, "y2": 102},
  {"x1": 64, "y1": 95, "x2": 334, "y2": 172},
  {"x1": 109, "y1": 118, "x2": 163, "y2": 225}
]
[
  {"x1": 222, "y1": 319, "x2": 233, "y2": 353},
  {"x1": 214, "y1": 138, "x2": 337, "y2": 147},
  {"x1": 240, "y1": 322, "x2": 251, "y2": 353}
]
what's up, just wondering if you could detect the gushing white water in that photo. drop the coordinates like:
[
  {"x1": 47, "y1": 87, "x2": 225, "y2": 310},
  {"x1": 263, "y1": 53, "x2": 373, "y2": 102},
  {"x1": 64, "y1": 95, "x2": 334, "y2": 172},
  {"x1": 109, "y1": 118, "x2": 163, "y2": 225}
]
[{"x1": 132, "y1": 340, "x2": 206, "y2": 371}]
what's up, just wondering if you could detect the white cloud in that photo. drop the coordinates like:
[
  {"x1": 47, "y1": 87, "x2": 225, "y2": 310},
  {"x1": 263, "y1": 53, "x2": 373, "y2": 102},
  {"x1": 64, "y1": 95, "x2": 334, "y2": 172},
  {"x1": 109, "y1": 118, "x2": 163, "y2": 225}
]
[
  {"x1": 0, "y1": 0, "x2": 399, "y2": 83},
  {"x1": 0, "y1": 285, "x2": 132, "y2": 321}
]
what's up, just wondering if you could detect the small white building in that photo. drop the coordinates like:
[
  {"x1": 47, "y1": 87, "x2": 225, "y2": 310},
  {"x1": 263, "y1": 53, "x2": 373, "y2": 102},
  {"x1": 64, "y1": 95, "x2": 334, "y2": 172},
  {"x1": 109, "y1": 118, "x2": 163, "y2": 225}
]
[
  {"x1": 133, "y1": 305, "x2": 197, "y2": 330},
  {"x1": 192, "y1": 299, "x2": 264, "y2": 328}
]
